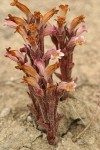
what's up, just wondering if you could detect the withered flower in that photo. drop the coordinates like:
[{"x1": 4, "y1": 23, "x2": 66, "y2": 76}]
[
  {"x1": 59, "y1": 4, "x2": 69, "y2": 19},
  {"x1": 70, "y1": 15, "x2": 85, "y2": 32},
  {"x1": 15, "y1": 64, "x2": 39, "y2": 79},
  {"x1": 56, "y1": 16, "x2": 66, "y2": 26},
  {"x1": 34, "y1": 11, "x2": 42, "y2": 20},
  {"x1": 10, "y1": 0, "x2": 32, "y2": 19},
  {"x1": 27, "y1": 35, "x2": 37, "y2": 50},
  {"x1": 43, "y1": 7, "x2": 58, "y2": 24},
  {"x1": 56, "y1": 4, "x2": 69, "y2": 27},
  {"x1": 5, "y1": 48, "x2": 25, "y2": 63},
  {"x1": 45, "y1": 62, "x2": 59, "y2": 80},
  {"x1": 8, "y1": 14, "x2": 26, "y2": 26},
  {"x1": 23, "y1": 76, "x2": 40, "y2": 89},
  {"x1": 27, "y1": 24, "x2": 37, "y2": 33},
  {"x1": 16, "y1": 26, "x2": 28, "y2": 43}
]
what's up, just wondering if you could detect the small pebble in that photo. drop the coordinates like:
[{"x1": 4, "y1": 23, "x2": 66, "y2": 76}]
[
  {"x1": 0, "y1": 107, "x2": 11, "y2": 118},
  {"x1": 67, "y1": 132, "x2": 73, "y2": 138},
  {"x1": 42, "y1": 133, "x2": 47, "y2": 139},
  {"x1": 29, "y1": 134, "x2": 34, "y2": 138},
  {"x1": 27, "y1": 116, "x2": 32, "y2": 122}
]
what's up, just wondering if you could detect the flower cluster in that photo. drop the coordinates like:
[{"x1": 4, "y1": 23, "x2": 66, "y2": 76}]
[{"x1": 4, "y1": 0, "x2": 86, "y2": 145}]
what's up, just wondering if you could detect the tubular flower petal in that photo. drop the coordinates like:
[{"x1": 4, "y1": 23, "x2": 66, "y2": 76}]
[
  {"x1": 34, "y1": 11, "x2": 42, "y2": 20},
  {"x1": 10, "y1": 0, "x2": 32, "y2": 18},
  {"x1": 43, "y1": 7, "x2": 58, "y2": 24},
  {"x1": 16, "y1": 26, "x2": 28, "y2": 43},
  {"x1": 4, "y1": 19, "x2": 17, "y2": 28},
  {"x1": 27, "y1": 24, "x2": 37, "y2": 33},
  {"x1": 46, "y1": 62, "x2": 59, "y2": 80},
  {"x1": 15, "y1": 64, "x2": 39, "y2": 79},
  {"x1": 8, "y1": 14, "x2": 26, "y2": 26},
  {"x1": 43, "y1": 49, "x2": 57, "y2": 60},
  {"x1": 74, "y1": 36, "x2": 85, "y2": 45},
  {"x1": 51, "y1": 49, "x2": 64, "y2": 60},
  {"x1": 43, "y1": 49, "x2": 64, "y2": 60},
  {"x1": 67, "y1": 35, "x2": 85, "y2": 48},
  {"x1": 56, "y1": 16, "x2": 66, "y2": 26},
  {"x1": 23, "y1": 76, "x2": 40, "y2": 89},
  {"x1": 27, "y1": 35, "x2": 37, "y2": 49},
  {"x1": 58, "y1": 81, "x2": 76, "y2": 92},
  {"x1": 76, "y1": 24, "x2": 87, "y2": 36},
  {"x1": 5, "y1": 48, "x2": 24, "y2": 63},
  {"x1": 59, "y1": 4, "x2": 69, "y2": 19},
  {"x1": 44, "y1": 24, "x2": 57, "y2": 36},
  {"x1": 34, "y1": 59, "x2": 46, "y2": 77},
  {"x1": 70, "y1": 15, "x2": 85, "y2": 32}
]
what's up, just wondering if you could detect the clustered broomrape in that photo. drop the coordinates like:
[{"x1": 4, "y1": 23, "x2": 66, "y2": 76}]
[{"x1": 4, "y1": 0, "x2": 87, "y2": 145}]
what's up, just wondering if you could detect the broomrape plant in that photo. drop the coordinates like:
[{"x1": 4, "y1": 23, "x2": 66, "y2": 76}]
[{"x1": 4, "y1": 0, "x2": 86, "y2": 145}]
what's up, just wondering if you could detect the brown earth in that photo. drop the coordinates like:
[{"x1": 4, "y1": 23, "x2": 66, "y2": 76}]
[{"x1": 0, "y1": 0, "x2": 100, "y2": 150}]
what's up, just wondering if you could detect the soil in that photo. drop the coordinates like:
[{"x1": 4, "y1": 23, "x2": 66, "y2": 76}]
[{"x1": 0, "y1": 0, "x2": 100, "y2": 150}]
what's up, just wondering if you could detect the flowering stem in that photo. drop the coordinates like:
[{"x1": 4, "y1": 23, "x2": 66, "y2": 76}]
[{"x1": 60, "y1": 50, "x2": 74, "y2": 82}]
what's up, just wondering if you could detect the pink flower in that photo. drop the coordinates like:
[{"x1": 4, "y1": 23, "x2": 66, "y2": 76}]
[
  {"x1": 57, "y1": 81, "x2": 76, "y2": 92},
  {"x1": 44, "y1": 24, "x2": 57, "y2": 36},
  {"x1": 76, "y1": 25, "x2": 87, "y2": 36},
  {"x1": 34, "y1": 59, "x2": 46, "y2": 77},
  {"x1": 4, "y1": 19, "x2": 18, "y2": 28},
  {"x1": 43, "y1": 49, "x2": 64, "y2": 60},
  {"x1": 34, "y1": 59, "x2": 59, "y2": 81},
  {"x1": 5, "y1": 48, "x2": 25, "y2": 63},
  {"x1": 67, "y1": 36, "x2": 85, "y2": 48},
  {"x1": 51, "y1": 49, "x2": 64, "y2": 60}
]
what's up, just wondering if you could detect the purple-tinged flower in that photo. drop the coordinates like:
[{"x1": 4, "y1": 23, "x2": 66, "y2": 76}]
[
  {"x1": 35, "y1": 59, "x2": 59, "y2": 81},
  {"x1": 76, "y1": 25, "x2": 87, "y2": 36},
  {"x1": 74, "y1": 36, "x2": 85, "y2": 45},
  {"x1": 51, "y1": 49, "x2": 64, "y2": 60},
  {"x1": 67, "y1": 35, "x2": 85, "y2": 48},
  {"x1": 16, "y1": 64, "x2": 40, "y2": 80},
  {"x1": 23, "y1": 76, "x2": 44, "y2": 96},
  {"x1": 57, "y1": 81, "x2": 76, "y2": 92},
  {"x1": 43, "y1": 49, "x2": 64, "y2": 60},
  {"x1": 10, "y1": 0, "x2": 32, "y2": 19},
  {"x1": 34, "y1": 59, "x2": 46, "y2": 77},
  {"x1": 44, "y1": 24, "x2": 57, "y2": 36},
  {"x1": 4, "y1": 19, "x2": 18, "y2": 28},
  {"x1": 69, "y1": 15, "x2": 85, "y2": 33},
  {"x1": 5, "y1": 47, "x2": 25, "y2": 63}
]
